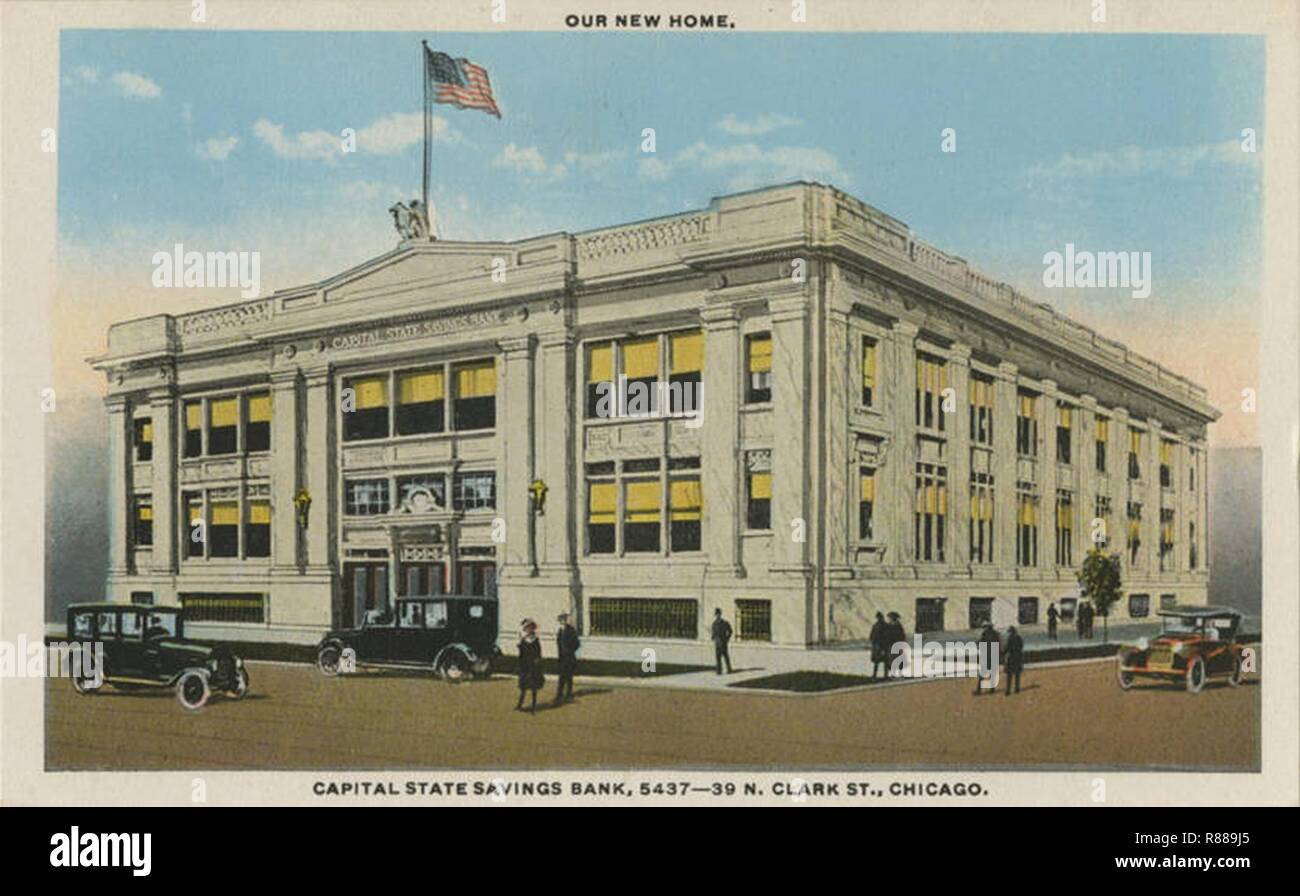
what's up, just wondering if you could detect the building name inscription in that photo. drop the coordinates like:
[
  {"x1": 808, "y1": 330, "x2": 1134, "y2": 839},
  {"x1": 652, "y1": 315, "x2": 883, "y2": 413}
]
[{"x1": 329, "y1": 310, "x2": 504, "y2": 351}]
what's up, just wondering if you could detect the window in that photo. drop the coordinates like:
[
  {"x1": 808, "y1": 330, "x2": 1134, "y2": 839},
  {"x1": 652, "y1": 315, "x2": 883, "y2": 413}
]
[
  {"x1": 668, "y1": 330, "x2": 703, "y2": 415},
  {"x1": 1017, "y1": 488, "x2": 1038, "y2": 567},
  {"x1": 1189, "y1": 448, "x2": 1197, "y2": 490},
  {"x1": 458, "y1": 562, "x2": 497, "y2": 597},
  {"x1": 1126, "y1": 501, "x2": 1143, "y2": 565},
  {"x1": 914, "y1": 462, "x2": 948, "y2": 562},
  {"x1": 452, "y1": 472, "x2": 496, "y2": 511},
  {"x1": 915, "y1": 355, "x2": 947, "y2": 431},
  {"x1": 397, "y1": 473, "x2": 446, "y2": 511},
  {"x1": 133, "y1": 496, "x2": 153, "y2": 547},
  {"x1": 858, "y1": 467, "x2": 876, "y2": 541},
  {"x1": 589, "y1": 597, "x2": 698, "y2": 639},
  {"x1": 1018, "y1": 597, "x2": 1039, "y2": 625},
  {"x1": 969, "y1": 597, "x2": 994, "y2": 629},
  {"x1": 184, "y1": 401, "x2": 202, "y2": 457},
  {"x1": 1094, "y1": 495, "x2": 1113, "y2": 547},
  {"x1": 97, "y1": 612, "x2": 118, "y2": 636},
  {"x1": 345, "y1": 479, "x2": 390, "y2": 516},
  {"x1": 1159, "y1": 439, "x2": 1174, "y2": 488},
  {"x1": 1056, "y1": 404, "x2": 1072, "y2": 465},
  {"x1": 587, "y1": 481, "x2": 616, "y2": 553},
  {"x1": 453, "y1": 360, "x2": 496, "y2": 431},
  {"x1": 746, "y1": 333, "x2": 772, "y2": 403},
  {"x1": 246, "y1": 392, "x2": 271, "y2": 452},
  {"x1": 916, "y1": 598, "x2": 945, "y2": 634},
  {"x1": 747, "y1": 465, "x2": 772, "y2": 531},
  {"x1": 970, "y1": 472, "x2": 994, "y2": 564},
  {"x1": 180, "y1": 593, "x2": 265, "y2": 624},
  {"x1": 1189, "y1": 522, "x2": 1197, "y2": 570},
  {"x1": 1016, "y1": 392, "x2": 1038, "y2": 456},
  {"x1": 208, "y1": 397, "x2": 238, "y2": 455},
  {"x1": 586, "y1": 341, "x2": 613, "y2": 418},
  {"x1": 620, "y1": 337, "x2": 660, "y2": 415},
  {"x1": 669, "y1": 476, "x2": 702, "y2": 552},
  {"x1": 623, "y1": 479, "x2": 660, "y2": 552},
  {"x1": 208, "y1": 501, "x2": 239, "y2": 557},
  {"x1": 1159, "y1": 593, "x2": 1177, "y2": 610},
  {"x1": 1128, "y1": 429, "x2": 1143, "y2": 480},
  {"x1": 861, "y1": 337, "x2": 878, "y2": 407},
  {"x1": 424, "y1": 601, "x2": 450, "y2": 628},
  {"x1": 1160, "y1": 508, "x2": 1175, "y2": 570},
  {"x1": 133, "y1": 418, "x2": 153, "y2": 462},
  {"x1": 736, "y1": 600, "x2": 772, "y2": 642},
  {"x1": 969, "y1": 375, "x2": 994, "y2": 446},
  {"x1": 1095, "y1": 417, "x2": 1109, "y2": 473},
  {"x1": 1055, "y1": 490, "x2": 1073, "y2": 567},
  {"x1": 245, "y1": 500, "x2": 270, "y2": 558},
  {"x1": 184, "y1": 493, "x2": 203, "y2": 558},
  {"x1": 399, "y1": 601, "x2": 425, "y2": 628},
  {"x1": 396, "y1": 369, "x2": 444, "y2": 435},
  {"x1": 1128, "y1": 594, "x2": 1150, "y2": 619},
  {"x1": 343, "y1": 375, "x2": 389, "y2": 441},
  {"x1": 130, "y1": 591, "x2": 155, "y2": 605}
]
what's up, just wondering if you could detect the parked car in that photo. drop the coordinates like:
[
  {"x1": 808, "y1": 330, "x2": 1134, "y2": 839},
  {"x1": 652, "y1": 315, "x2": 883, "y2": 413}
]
[
  {"x1": 65, "y1": 603, "x2": 250, "y2": 710},
  {"x1": 1116, "y1": 605, "x2": 1248, "y2": 694},
  {"x1": 316, "y1": 595, "x2": 500, "y2": 681}
]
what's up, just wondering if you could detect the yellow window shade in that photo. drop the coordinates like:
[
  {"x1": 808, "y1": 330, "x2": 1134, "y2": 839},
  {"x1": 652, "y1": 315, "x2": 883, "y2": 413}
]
[
  {"x1": 670, "y1": 331, "x2": 703, "y2": 374},
  {"x1": 748, "y1": 336, "x2": 772, "y2": 374},
  {"x1": 1160, "y1": 441, "x2": 1173, "y2": 464},
  {"x1": 1057, "y1": 502, "x2": 1073, "y2": 529},
  {"x1": 624, "y1": 480, "x2": 661, "y2": 522},
  {"x1": 970, "y1": 379, "x2": 991, "y2": 408},
  {"x1": 1130, "y1": 430, "x2": 1143, "y2": 453},
  {"x1": 1058, "y1": 405, "x2": 1071, "y2": 429},
  {"x1": 588, "y1": 343, "x2": 613, "y2": 383},
  {"x1": 185, "y1": 402, "x2": 202, "y2": 430},
  {"x1": 669, "y1": 478, "x2": 702, "y2": 521},
  {"x1": 398, "y1": 370, "x2": 444, "y2": 404},
  {"x1": 971, "y1": 491, "x2": 993, "y2": 521},
  {"x1": 247, "y1": 501, "x2": 271, "y2": 525},
  {"x1": 862, "y1": 341, "x2": 877, "y2": 389},
  {"x1": 1019, "y1": 496, "x2": 1037, "y2": 526},
  {"x1": 456, "y1": 361, "x2": 497, "y2": 398},
  {"x1": 1019, "y1": 395, "x2": 1036, "y2": 418},
  {"x1": 210, "y1": 502, "x2": 239, "y2": 525},
  {"x1": 139, "y1": 421, "x2": 154, "y2": 442},
  {"x1": 1128, "y1": 517, "x2": 1141, "y2": 539},
  {"x1": 1096, "y1": 418, "x2": 1109, "y2": 441},
  {"x1": 247, "y1": 393, "x2": 271, "y2": 423},
  {"x1": 210, "y1": 397, "x2": 238, "y2": 428},
  {"x1": 938, "y1": 484, "x2": 948, "y2": 515},
  {"x1": 916, "y1": 358, "x2": 925, "y2": 390},
  {"x1": 137, "y1": 504, "x2": 152, "y2": 522},
  {"x1": 860, "y1": 472, "x2": 876, "y2": 503},
  {"x1": 351, "y1": 376, "x2": 388, "y2": 410},
  {"x1": 622, "y1": 338, "x2": 659, "y2": 379},
  {"x1": 938, "y1": 363, "x2": 948, "y2": 392},
  {"x1": 588, "y1": 482, "x2": 616, "y2": 524},
  {"x1": 187, "y1": 503, "x2": 202, "y2": 524},
  {"x1": 750, "y1": 472, "x2": 772, "y2": 500}
]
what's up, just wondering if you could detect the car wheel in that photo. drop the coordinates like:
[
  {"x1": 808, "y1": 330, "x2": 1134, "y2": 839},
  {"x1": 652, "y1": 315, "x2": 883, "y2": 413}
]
[
  {"x1": 1228, "y1": 655, "x2": 1244, "y2": 687},
  {"x1": 1116, "y1": 651, "x2": 1135, "y2": 691},
  {"x1": 471, "y1": 655, "x2": 493, "y2": 678},
  {"x1": 1185, "y1": 656, "x2": 1206, "y2": 694},
  {"x1": 438, "y1": 648, "x2": 470, "y2": 683},
  {"x1": 317, "y1": 645, "x2": 342, "y2": 677},
  {"x1": 228, "y1": 666, "x2": 250, "y2": 699},
  {"x1": 175, "y1": 670, "x2": 210, "y2": 711},
  {"x1": 70, "y1": 674, "x2": 100, "y2": 695}
]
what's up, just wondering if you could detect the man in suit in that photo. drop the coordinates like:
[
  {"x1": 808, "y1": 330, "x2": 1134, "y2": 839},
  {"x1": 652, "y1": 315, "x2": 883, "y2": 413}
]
[
  {"x1": 974, "y1": 619, "x2": 1000, "y2": 695},
  {"x1": 1003, "y1": 625, "x2": 1025, "y2": 695},
  {"x1": 554, "y1": 612, "x2": 580, "y2": 705},
  {"x1": 1046, "y1": 602, "x2": 1059, "y2": 640},
  {"x1": 711, "y1": 608, "x2": 733, "y2": 675}
]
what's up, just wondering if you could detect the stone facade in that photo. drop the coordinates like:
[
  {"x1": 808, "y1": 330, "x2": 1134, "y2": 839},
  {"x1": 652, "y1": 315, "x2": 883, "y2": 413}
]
[{"x1": 90, "y1": 182, "x2": 1217, "y2": 648}]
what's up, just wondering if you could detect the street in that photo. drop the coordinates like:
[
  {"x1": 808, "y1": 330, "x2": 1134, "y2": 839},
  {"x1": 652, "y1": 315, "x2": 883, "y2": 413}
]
[{"x1": 46, "y1": 658, "x2": 1259, "y2": 771}]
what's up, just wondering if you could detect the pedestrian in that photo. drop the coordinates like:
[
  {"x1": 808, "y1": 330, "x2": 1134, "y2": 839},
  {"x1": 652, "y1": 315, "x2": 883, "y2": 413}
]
[
  {"x1": 554, "y1": 612, "x2": 580, "y2": 705},
  {"x1": 711, "y1": 608, "x2": 733, "y2": 674},
  {"x1": 1003, "y1": 625, "x2": 1024, "y2": 696},
  {"x1": 1075, "y1": 602, "x2": 1086, "y2": 639},
  {"x1": 1082, "y1": 602, "x2": 1095, "y2": 639},
  {"x1": 974, "y1": 619, "x2": 1000, "y2": 695},
  {"x1": 869, "y1": 611, "x2": 889, "y2": 680},
  {"x1": 885, "y1": 611, "x2": 907, "y2": 676},
  {"x1": 515, "y1": 618, "x2": 544, "y2": 713},
  {"x1": 1046, "y1": 602, "x2": 1059, "y2": 640}
]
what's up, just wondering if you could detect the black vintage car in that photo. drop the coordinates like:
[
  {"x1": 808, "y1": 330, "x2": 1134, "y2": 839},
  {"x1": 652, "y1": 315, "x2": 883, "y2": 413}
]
[
  {"x1": 66, "y1": 603, "x2": 250, "y2": 710},
  {"x1": 316, "y1": 595, "x2": 500, "y2": 681}
]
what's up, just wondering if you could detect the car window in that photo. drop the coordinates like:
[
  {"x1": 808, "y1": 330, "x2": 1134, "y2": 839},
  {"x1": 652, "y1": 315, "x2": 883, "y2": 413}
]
[
  {"x1": 97, "y1": 612, "x2": 118, "y2": 637},
  {"x1": 120, "y1": 612, "x2": 143, "y2": 638},
  {"x1": 72, "y1": 613, "x2": 93, "y2": 638},
  {"x1": 425, "y1": 601, "x2": 448, "y2": 629},
  {"x1": 399, "y1": 602, "x2": 424, "y2": 629},
  {"x1": 468, "y1": 604, "x2": 485, "y2": 619},
  {"x1": 148, "y1": 613, "x2": 178, "y2": 638}
]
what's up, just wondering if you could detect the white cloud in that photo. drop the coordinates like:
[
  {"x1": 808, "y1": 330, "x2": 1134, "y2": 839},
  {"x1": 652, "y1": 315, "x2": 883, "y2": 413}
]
[
  {"x1": 338, "y1": 179, "x2": 413, "y2": 204},
  {"x1": 563, "y1": 149, "x2": 623, "y2": 172},
  {"x1": 492, "y1": 143, "x2": 566, "y2": 181},
  {"x1": 111, "y1": 71, "x2": 162, "y2": 99},
  {"x1": 717, "y1": 113, "x2": 799, "y2": 136},
  {"x1": 1029, "y1": 141, "x2": 1257, "y2": 181},
  {"x1": 63, "y1": 66, "x2": 99, "y2": 86},
  {"x1": 195, "y1": 135, "x2": 239, "y2": 161},
  {"x1": 638, "y1": 157, "x2": 670, "y2": 181},
  {"x1": 356, "y1": 112, "x2": 459, "y2": 155},
  {"x1": 647, "y1": 141, "x2": 848, "y2": 190},
  {"x1": 252, "y1": 118, "x2": 341, "y2": 161}
]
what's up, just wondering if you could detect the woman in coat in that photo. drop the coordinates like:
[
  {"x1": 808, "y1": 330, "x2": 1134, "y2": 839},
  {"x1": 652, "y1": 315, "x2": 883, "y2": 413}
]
[{"x1": 515, "y1": 619, "x2": 545, "y2": 712}]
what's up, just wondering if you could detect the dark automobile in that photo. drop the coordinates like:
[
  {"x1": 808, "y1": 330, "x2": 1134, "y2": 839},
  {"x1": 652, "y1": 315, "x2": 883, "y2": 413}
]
[
  {"x1": 66, "y1": 603, "x2": 250, "y2": 710},
  {"x1": 316, "y1": 596, "x2": 500, "y2": 681}
]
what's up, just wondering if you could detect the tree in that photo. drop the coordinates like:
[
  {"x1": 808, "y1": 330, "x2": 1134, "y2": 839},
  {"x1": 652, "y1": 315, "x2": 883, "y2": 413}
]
[{"x1": 1077, "y1": 547, "x2": 1123, "y2": 642}]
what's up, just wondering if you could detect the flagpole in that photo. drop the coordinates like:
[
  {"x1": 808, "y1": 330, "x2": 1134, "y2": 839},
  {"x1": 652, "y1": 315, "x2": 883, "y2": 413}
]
[{"x1": 421, "y1": 40, "x2": 431, "y2": 237}]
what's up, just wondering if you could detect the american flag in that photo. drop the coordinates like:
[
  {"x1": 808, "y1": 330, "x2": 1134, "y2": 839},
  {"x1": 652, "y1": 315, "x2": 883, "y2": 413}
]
[{"x1": 425, "y1": 48, "x2": 501, "y2": 118}]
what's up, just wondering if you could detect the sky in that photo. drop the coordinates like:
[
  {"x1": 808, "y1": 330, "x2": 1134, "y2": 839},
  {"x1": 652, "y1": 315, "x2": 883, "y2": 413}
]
[{"x1": 55, "y1": 30, "x2": 1264, "y2": 445}]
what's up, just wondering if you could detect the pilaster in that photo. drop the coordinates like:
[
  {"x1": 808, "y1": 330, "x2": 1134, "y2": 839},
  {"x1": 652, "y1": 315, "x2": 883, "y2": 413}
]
[{"x1": 700, "y1": 305, "x2": 743, "y2": 578}]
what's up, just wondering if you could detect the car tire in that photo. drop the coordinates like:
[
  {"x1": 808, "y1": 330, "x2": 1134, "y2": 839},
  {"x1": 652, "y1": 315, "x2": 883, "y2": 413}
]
[
  {"x1": 471, "y1": 655, "x2": 493, "y2": 678},
  {"x1": 229, "y1": 666, "x2": 250, "y2": 699},
  {"x1": 317, "y1": 645, "x2": 342, "y2": 677},
  {"x1": 70, "y1": 674, "x2": 100, "y2": 695},
  {"x1": 1116, "y1": 650, "x2": 1135, "y2": 691},
  {"x1": 438, "y1": 648, "x2": 471, "y2": 683},
  {"x1": 1185, "y1": 656, "x2": 1206, "y2": 695},
  {"x1": 175, "y1": 669, "x2": 210, "y2": 711},
  {"x1": 1228, "y1": 655, "x2": 1244, "y2": 687}
]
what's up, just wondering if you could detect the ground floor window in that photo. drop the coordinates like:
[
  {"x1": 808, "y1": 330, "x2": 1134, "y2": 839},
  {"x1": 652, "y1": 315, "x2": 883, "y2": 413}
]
[
  {"x1": 735, "y1": 599, "x2": 772, "y2": 642},
  {"x1": 916, "y1": 598, "x2": 945, "y2": 634},
  {"x1": 1160, "y1": 593, "x2": 1177, "y2": 610},
  {"x1": 589, "y1": 597, "x2": 698, "y2": 639},
  {"x1": 1129, "y1": 593, "x2": 1150, "y2": 618},
  {"x1": 914, "y1": 462, "x2": 948, "y2": 562},
  {"x1": 457, "y1": 561, "x2": 497, "y2": 597},
  {"x1": 130, "y1": 591, "x2": 155, "y2": 605},
  {"x1": 1059, "y1": 597, "x2": 1078, "y2": 622},
  {"x1": 180, "y1": 593, "x2": 265, "y2": 624},
  {"x1": 1018, "y1": 596, "x2": 1039, "y2": 625},
  {"x1": 968, "y1": 597, "x2": 994, "y2": 629}
]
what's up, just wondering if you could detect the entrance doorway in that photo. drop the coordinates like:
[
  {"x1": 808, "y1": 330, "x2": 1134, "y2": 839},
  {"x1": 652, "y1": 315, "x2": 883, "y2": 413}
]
[{"x1": 342, "y1": 562, "x2": 389, "y2": 628}]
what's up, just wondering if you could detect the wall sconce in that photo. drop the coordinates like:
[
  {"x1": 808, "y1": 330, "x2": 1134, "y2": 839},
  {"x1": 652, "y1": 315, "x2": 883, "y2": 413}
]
[
  {"x1": 528, "y1": 479, "x2": 548, "y2": 516},
  {"x1": 294, "y1": 487, "x2": 312, "y2": 529}
]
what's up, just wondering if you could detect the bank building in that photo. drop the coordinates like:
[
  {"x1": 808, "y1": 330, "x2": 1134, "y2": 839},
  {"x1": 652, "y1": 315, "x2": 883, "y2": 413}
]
[{"x1": 91, "y1": 182, "x2": 1216, "y2": 649}]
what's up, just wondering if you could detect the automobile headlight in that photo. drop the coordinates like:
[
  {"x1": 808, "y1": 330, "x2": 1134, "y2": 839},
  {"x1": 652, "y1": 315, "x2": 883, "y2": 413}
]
[
  {"x1": 1136, "y1": 637, "x2": 1149, "y2": 652},
  {"x1": 234, "y1": 656, "x2": 243, "y2": 669},
  {"x1": 207, "y1": 657, "x2": 220, "y2": 672}
]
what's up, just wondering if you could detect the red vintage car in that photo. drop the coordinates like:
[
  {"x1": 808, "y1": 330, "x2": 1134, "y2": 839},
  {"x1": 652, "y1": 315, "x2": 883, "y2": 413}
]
[{"x1": 1116, "y1": 606, "x2": 1249, "y2": 694}]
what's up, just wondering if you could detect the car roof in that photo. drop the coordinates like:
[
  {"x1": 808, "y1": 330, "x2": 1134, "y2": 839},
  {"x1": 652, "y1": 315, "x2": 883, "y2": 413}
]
[
  {"x1": 67, "y1": 603, "x2": 177, "y2": 612},
  {"x1": 1156, "y1": 605, "x2": 1243, "y2": 619}
]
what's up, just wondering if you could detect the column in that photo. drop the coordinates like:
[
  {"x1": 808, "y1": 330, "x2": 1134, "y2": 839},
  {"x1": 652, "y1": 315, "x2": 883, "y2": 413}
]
[
  {"x1": 992, "y1": 362, "x2": 1019, "y2": 570},
  {"x1": 537, "y1": 331, "x2": 576, "y2": 574},
  {"x1": 498, "y1": 335, "x2": 537, "y2": 578},
  {"x1": 824, "y1": 307, "x2": 853, "y2": 573},
  {"x1": 700, "y1": 305, "x2": 742, "y2": 577},
  {"x1": 303, "y1": 368, "x2": 334, "y2": 571},
  {"x1": 769, "y1": 295, "x2": 810, "y2": 572},
  {"x1": 1113, "y1": 407, "x2": 1134, "y2": 576},
  {"x1": 1196, "y1": 443, "x2": 1208, "y2": 577},
  {"x1": 1173, "y1": 436, "x2": 1188, "y2": 574},
  {"x1": 270, "y1": 370, "x2": 301, "y2": 571},
  {"x1": 889, "y1": 321, "x2": 919, "y2": 565},
  {"x1": 1076, "y1": 395, "x2": 1097, "y2": 564},
  {"x1": 105, "y1": 396, "x2": 131, "y2": 576},
  {"x1": 947, "y1": 345, "x2": 972, "y2": 567},
  {"x1": 1144, "y1": 419, "x2": 1161, "y2": 572},
  {"x1": 148, "y1": 388, "x2": 177, "y2": 574},
  {"x1": 1039, "y1": 379, "x2": 1058, "y2": 571}
]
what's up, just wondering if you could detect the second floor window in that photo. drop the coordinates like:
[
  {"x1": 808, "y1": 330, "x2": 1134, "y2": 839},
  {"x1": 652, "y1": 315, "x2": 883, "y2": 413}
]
[
  {"x1": 1095, "y1": 417, "x2": 1109, "y2": 473},
  {"x1": 747, "y1": 469, "x2": 771, "y2": 531},
  {"x1": 396, "y1": 369, "x2": 445, "y2": 435},
  {"x1": 669, "y1": 476, "x2": 702, "y2": 552},
  {"x1": 1095, "y1": 495, "x2": 1113, "y2": 547},
  {"x1": 859, "y1": 467, "x2": 876, "y2": 540},
  {"x1": 1127, "y1": 501, "x2": 1143, "y2": 565},
  {"x1": 133, "y1": 496, "x2": 153, "y2": 547},
  {"x1": 208, "y1": 397, "x2": 238, "y2": 455},
  {"x1": 1016, "y1": 392, "x2": 1038, "y2": 456},
  {"x1": 184, "y1": 401, "x2": 202, "y2": 457},
  {"x1": 345, "y1": 479, "x2": 390, "y2": 516},
  {"x1": 1129, "y1": 430, "x2": 1143, "y2": 480},
  {"x1": 246, "y1": 393, "x2": 271, "y2": 452},
  {"x1": 1159, "y1": 439, "x2": 1174, "y2": 488},
  {"x1": 668, "y1": 330, "x2": 703, "y2": 414},
  {"x1": 915, "y1": 355, "x2": 947, "y2": 431},
  {"x1": 133, "y1": 418, "x2": 153, "y2": 462},
  {"x1": 1159, "y1": 508, "x2": 1175, "y2": 569},
  {"x1": 1016, "y1": 490, "x2": 1038, "y2": 567},
  {"x1": 1056, "y1": 404, "x2": 1072, "y2": 465},
  {"x1": 914, "y1": 462, "x2": 947, "y2": 562},
  {"x1": 453, "y1": 360, "x2": 496, "y2": 431},
  {"x1": 969, "y1": 376, "x2": 993, "y2": 445},
  {"x1": 245, "y1": 501, "x2": 270, "y2": 558},
  {"x1": 1055, "y1": 490, "x2": 1073, "y2": 566},
  {"x1": 344, "y1": 376, "x2": 389, "y2": 441},
  {"x1": 746, "y1": 333, "x2": 772, "y2": 403},
  {"x1": 970, "y1": 473, "x2": 994, "y2": 564},
  {"x1": 861, "y1": 337, "x2": 877, "y2": 407}
]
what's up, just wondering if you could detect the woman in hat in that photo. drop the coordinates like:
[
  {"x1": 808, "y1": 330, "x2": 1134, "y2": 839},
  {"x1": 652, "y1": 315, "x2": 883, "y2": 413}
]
[{"x1": 515, "y1": 618, "x2": 545, "y2": 712}]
